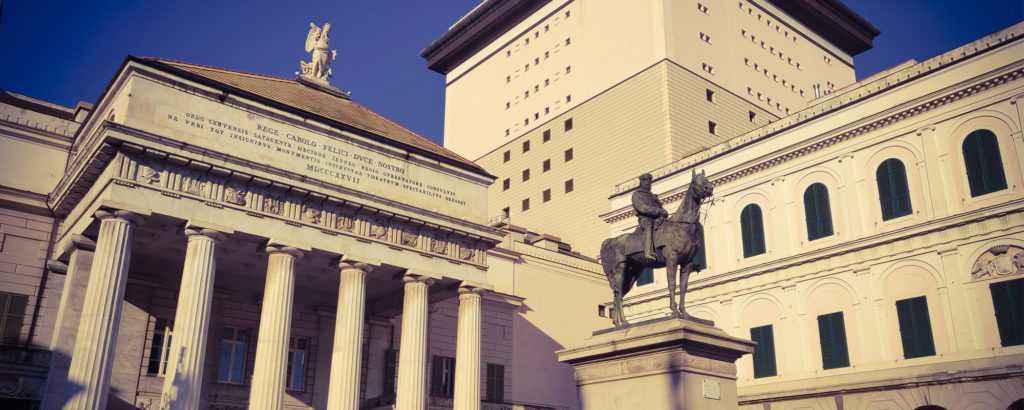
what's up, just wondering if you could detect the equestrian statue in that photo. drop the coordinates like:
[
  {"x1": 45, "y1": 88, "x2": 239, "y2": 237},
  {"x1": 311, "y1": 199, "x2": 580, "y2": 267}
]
[{"x1": 600, "y1": 169, "x2": 713, "y2": 327}]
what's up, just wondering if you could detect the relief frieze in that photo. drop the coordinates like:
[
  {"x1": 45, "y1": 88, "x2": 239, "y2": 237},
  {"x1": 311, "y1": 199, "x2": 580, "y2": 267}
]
[{"x1": 119, "y1": 153, "x2": 489, "y2": 264}]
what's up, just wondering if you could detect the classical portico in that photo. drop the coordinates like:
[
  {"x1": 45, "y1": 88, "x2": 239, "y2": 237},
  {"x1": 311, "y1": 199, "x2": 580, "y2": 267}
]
[{"x1": 39, "y1": 56, "x2": 504, "y2": 409}]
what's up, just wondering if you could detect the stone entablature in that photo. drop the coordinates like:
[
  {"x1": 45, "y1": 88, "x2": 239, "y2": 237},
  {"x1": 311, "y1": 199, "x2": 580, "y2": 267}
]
[{"x1": 100, "y1": 146, "x2": 493, "y2": 267}]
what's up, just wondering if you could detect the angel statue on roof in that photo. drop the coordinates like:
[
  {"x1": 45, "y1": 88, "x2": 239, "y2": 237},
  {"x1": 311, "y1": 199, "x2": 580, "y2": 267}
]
[{"x1": 300, "y1": 22, "x2": 337, "y2": 83}]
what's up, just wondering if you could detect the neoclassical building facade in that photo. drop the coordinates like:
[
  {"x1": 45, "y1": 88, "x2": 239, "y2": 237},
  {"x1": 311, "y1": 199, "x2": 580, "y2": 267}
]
[{"x1": 604, "y1": 23, "x2": 1024, "y2": 409}]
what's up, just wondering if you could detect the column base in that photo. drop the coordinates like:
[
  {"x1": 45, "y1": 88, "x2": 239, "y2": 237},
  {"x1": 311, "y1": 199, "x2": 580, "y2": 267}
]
[{"x1": 557, "y1": 318, "x2": 755, "y2": 410}]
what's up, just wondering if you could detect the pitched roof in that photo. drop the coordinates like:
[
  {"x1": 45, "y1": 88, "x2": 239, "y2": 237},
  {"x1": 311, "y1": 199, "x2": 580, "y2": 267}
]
[{"x1": 135, "y1": 57, "x2": 489, "y2": 176}]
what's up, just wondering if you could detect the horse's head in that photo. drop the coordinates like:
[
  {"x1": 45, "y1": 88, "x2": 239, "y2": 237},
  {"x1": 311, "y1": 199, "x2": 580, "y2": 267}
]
[{"x1": 690, "y1": 169, "x2": 713, "y2": 203}]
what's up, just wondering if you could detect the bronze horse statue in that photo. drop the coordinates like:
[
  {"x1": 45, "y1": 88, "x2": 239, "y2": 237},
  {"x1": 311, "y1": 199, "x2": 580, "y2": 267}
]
[{"x1": 600, "y1": 169, "x2": 713, "y2": 327}]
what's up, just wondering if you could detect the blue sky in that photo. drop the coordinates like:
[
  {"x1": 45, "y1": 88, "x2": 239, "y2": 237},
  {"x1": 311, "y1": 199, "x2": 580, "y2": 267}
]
[{"x1": 1, "y1": 1, "x2": 1020, "y2": 146}]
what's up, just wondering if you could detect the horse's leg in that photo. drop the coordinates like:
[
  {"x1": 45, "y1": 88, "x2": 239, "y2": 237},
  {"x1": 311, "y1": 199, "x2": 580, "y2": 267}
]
[
  {"x1": 612, "y1": 262, "x2": 626, "y2": 327},
  {"x1": 676, "y1": 261, "x2": 695, "y2": 320},
  {"x1": 665, "y1": 253, "x2": 679, "y2": 315}
]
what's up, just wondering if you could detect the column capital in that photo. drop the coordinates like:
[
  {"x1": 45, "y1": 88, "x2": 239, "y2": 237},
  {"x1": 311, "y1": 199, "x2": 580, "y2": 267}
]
[
  {"x1": 185, "y1": 228, "x2": 228, "y2": 243},
  {"x1": 458, "y1": 282, "x2": 489, "y2": 297},
  {"x1": 94, "y1": 209, "x2": 146, "y2": 225},
  {"x1": 402, "y1": 271, "x2": 438, "y2": 286},
  {"x1": 265, "y1": 241, "x2": 310, "y2": 259},
  {"x1": 334, "y1": 257, "x2": 379, "y2": 273},
  {"x1": 70, "y1": 234, "x2": 97, "y2": 252},
  {"x1": 184, "y1": 220, "x2": 234, "y2": 242},
  {"x1": 46, "y1": 260, "x2": 69, "y2": 274},
  {"x1": 916, "y1": 125, "x2": 937, "y2": 136}
]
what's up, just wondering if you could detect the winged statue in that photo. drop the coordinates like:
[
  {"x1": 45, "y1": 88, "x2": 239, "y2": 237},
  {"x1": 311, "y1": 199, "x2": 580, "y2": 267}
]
[{"x1": 300, "y1": 22, "x2": 338, "y2": 83}]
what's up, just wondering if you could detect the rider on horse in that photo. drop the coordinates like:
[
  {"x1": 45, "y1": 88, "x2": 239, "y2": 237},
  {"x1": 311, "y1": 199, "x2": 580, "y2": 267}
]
[{"x1": 632, "y1": 173, "x2": 669, "y2": 261}]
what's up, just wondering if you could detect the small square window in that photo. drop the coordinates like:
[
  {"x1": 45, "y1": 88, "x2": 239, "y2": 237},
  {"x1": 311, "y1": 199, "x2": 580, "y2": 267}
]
[
  {"x1": 502, "y1": 178, "x2": 510, "y2": 191},
  {"x1": 543, "y1": 189, "x2": 551, "y2": 202},
  {"x1": 503, "y1": 151, "x2": 511, "y2": 162},
  {"x1": 544, "y1": 107, "x2": 550, "y2": 114},
  {"x1": 565, "y1": 179, "x2": 574, "y2": 193},
  {"x1": 565, "y1": 38, "x2": 571, "y2": 46},
  {"x1": 566, "y1": 94, "x2": 572, "y2": 103},
  {"x1": 708, "y1": 121, "x2": 717, "y2": 134},
  {"x1": 524, "y1": 64, "x2": 529, "y2": 72},
  {"x1": 544, "y1": 51, "x2": 549, "y2": 59},
  {"x1": 505, "y1": 129, "x2": 510, "y2": 136},
  {"x1": 525, "y1": 38, "x2": 530, "y2": 45},
  {"x1": 522, "y1": 169, "x2": 530, "y2": 181},
  {"x1": 534, "y1": 57, "x2": 540, "y2": 65},
  {"x1": 506, "y1": 50, "x2": 511, "y2": 57},
  {"x1": 535, "y1": 85, "x2": 540, "y2": 92},
  {"x1": 544, "y1": 79, "x2": 549, "y2": 86},
  {"x1": 524, "y1": 118, "x2": 529, "y2": 126},
  {"x1": 564, "y1": 148, "x2": 574, "y2": 162},
  {"x1": 749, "y1": 111, "x2": 757, "y2": 122},
  {"x1": 522, "y1": 198, "x2": 530, "y2": 211},
  {"x1": 505, "y1": 102, "x2": 510, "y2": 109},
  {"x1": 525, "y1": 90, "x2": 529, "y2": 98},
  {"x1": 543, "y1": 159, "x2": 551, "y2": 172},
  {"x1": 543, "y1": 130, "x2": 551, "y2": 142},
  {"x1": 564, "y1": 118, "x2": 573, "y2": 131},
  {"x1": 706, "y1": 89, "x2": 715, "y2": 102},
  {"x1": 566, "y1": 66, "x2": 571, "y2": 74},
  {"x1": 534, "y1": 31, "x2": 539, "y2": 38},
  {"x1": 523, "y1": 140, "x2": 531, "y2": 153},
  {"x1": 506, "y1": 75, "x2": 510, "y2": 83},
  {"x1": 565, "y1": 10, "x2": 570, "y2": 18},
  {"x1": 544, "y1": 24, "x2": 549, "y2": 32},
  {"x1": 502, "y1": 207, "x2": 510, "y2": 218}
]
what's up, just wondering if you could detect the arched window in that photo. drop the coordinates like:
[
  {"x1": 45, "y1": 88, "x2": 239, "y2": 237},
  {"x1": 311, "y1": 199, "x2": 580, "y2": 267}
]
[
  {"x1": 962, "y1": 129, "x2": 1007, "y2": 197},
  {"x1": 876, "y1": 158, "x2": 912, "y2": 220},
  {"x1": 740, "y1": 204, "x2": 766, "y2": 257},
  {"x1": 803, "y1": 183, "x2": 833, "y2": 241}
]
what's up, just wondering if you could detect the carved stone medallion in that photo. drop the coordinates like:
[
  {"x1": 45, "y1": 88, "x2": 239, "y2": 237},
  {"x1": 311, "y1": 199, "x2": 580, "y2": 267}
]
[
  {"x1": 971, "y1": 245, "x2": 1024, "y2": 280},
  {"x1": 224, "y1": 181, "x2": 247, "y2": 206},
  {"x1": 431, "y1": 234, "x2": 448, "y2": 254},
  {"x1": 401, "y1": 226, "x2": 419, "y2": 247},
  {"x1": 370, "y1": 218, "x2": 388, "y2": 239},
  {"x1": 301, "y1": 202, "x2": 322, "y2": 224},
  {"x1": 336, "y1": 213, "x2": 356, "y2": 232}
]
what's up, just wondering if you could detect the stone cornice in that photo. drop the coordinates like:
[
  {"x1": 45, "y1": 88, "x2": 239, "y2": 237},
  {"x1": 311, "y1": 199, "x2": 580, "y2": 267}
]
[{"x1": 603, "y1": 65, "x2": 1024, "y2": 224}]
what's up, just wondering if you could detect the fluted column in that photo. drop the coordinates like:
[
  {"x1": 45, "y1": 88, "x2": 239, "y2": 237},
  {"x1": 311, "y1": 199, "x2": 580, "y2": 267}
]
[
  {"x1": 249, "y1": 244, "x2": 303, "y2": 410},
  {"x1": 41, "y1": 235, "x2": 95, "y2": 410},
  {"x1": 453, "y1": 284, "x2": 487, "y2": 410},
  {"x1": 395, "y1": 273, "x2": 436, "y2": 410},
  {"x1": 327, "y1": 259, "x2": 376, "y2": 410},
  {"x1": 161, "y1": 225, "x2": 229, "y2": 410},
  {"x1": 64, "y1": 209, "x2": 145, "y2": 410}
]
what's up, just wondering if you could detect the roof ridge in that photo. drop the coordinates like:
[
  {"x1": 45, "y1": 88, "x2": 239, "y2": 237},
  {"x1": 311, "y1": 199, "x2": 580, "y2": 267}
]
[{"x1": 139, "y1": 57, "x2": 295, "y2": 83}]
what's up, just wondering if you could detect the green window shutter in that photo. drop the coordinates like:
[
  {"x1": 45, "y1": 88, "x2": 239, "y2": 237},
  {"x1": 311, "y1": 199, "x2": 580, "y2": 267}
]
[
  {"x1": 636, "y1": 268, "x2": 654, "y2": 286},
  {"x1": 741, "y1": 204, "x2": 766, "y2": 257},
  {"x1": 964, "y1": 130, "x2": 1008, "y2": 196},
  {"x1": 990, "y1": 278, "x2": 1024, "y2": 347},
  {"x1": 877, "y1": 160, "x2": 895, "y2": 219},
  {"x1": 890, "y1": 160, "x2": 912, "y2": 217},
  {"x1": 818, "y1": 312, "x2": 849, "y2": 369},
  {"x1": 895, "y1": 296, "x2": 935, "y2": 358},
  {"x1": 805, "y1": 184, "x2": 833, "y2": 240},
  {"x1": 750, "y1": 325, "x2": 777, "y2": 378}
]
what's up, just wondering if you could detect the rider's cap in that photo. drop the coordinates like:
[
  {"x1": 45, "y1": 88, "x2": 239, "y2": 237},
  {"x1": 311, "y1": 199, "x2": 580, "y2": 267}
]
[{"x1": 639, "y1": 173, "x2": 653, "y2": 181}]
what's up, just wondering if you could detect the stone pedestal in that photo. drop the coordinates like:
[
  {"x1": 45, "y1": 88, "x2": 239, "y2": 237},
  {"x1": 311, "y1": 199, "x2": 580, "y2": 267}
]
[{"x1": 557, "y1": 318, "x2": 755, "y2": 410}]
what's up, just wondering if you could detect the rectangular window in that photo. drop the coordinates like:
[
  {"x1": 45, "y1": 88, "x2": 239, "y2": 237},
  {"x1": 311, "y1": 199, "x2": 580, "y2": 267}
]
[
  {"x1": 895, "y1": 296, "x2": 936, "y2": 359},
  {"x1": 522, "y1": 169, "x2": 530, "y2": 182},
  {"x1": 0, "y1": 292, "x2": 27, "y2": 346},
  {"x1": 502, "y1": 178, "x2": 510, "y2": 191},
  {"x1": 636, "y1": 268, "x2": 654, "y2": 286},
  {"x1": 817, "y1": 312, "x2": 850, "y2": 370},
  {"x1": 565, "y1": 37, "x2": 571, "y2": 46},
  {"x1": 564, "y1": 118, "x2": 573, "y2": 131},
  {"x1": 502, "y1": 207, "x2": 510, "y2": 219},
  {"x1": 146, "y1": 317, "x2": 173, "y2": 375},
  {"x1": 522, "y1": 198, "x2": 530, "y2": 211},
  {"x1": 503, "y1": 150, "x2": 511, "y2": 163},
  {"x1": 750, "y1": 325, "x2": 777, "y2": 378},
  {"x1": 543, "y1": 189, "x2": 551, "y2": 202},
  {"x1": 543, "y1": 159, "x2": 551, "y2": 172},
  {"x1": 749, "y1": 111, "x2": 757, "y2": 123},
  {"x1": 486, "y1": 363, "x2": 505, "y2": 402},
  {"x1": 708, "y1": 121, "x2": 717, "y2": 134},
  {"x1": 990, "y1": 278, "x2": 1024, "y2": 347},
  {"x1": 543, "y1": 130, "x2": 551, "y2": 142},
  {"x1": 566, "y1": 94, "x2": 572, "y2": 103},
  {"x1": 523, "y1": 140, "x2": 531, "y2": 153},
  {"x1": 566, "y1": 65, "x2": 571, "y2": 74},
  {"x1": 431, "y1": 355, "x2": 456, "y2": 397},
  {"x1": 218, "y1": 327, "x2": 248, "y2": 383},
  {"x1": 383, "y1": 349, "x2": 398, "y2": 394},
  {"x1": 706, "y1": 89, "x2": 715, "y2": 102},
  {"x1": 287, "y1": 337, "x2": 309, "y2": 390},
  {"x1": 565, "y1": 179, "x2": 574, "y2": 193},
  {"x1": 564, "y1": 148, "x2": 574, "y2": 162}
]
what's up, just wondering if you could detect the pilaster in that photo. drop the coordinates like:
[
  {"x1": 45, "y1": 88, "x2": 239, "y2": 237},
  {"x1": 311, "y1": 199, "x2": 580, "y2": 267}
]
[
  {"x1": 64, "y1": 209, "x2": 146, "y2": 410},
  {"x1": 937, "y1": 246, "x2": 978, "y2": 351},
  {"x1": 915, "y1": 125, "x2": 953, "y2": 217}
]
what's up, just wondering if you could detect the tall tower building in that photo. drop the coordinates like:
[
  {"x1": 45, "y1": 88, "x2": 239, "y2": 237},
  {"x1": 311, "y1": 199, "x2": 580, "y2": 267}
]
[{"x1": 422, "y1": 0, "x2": 878, "y2": 256}]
